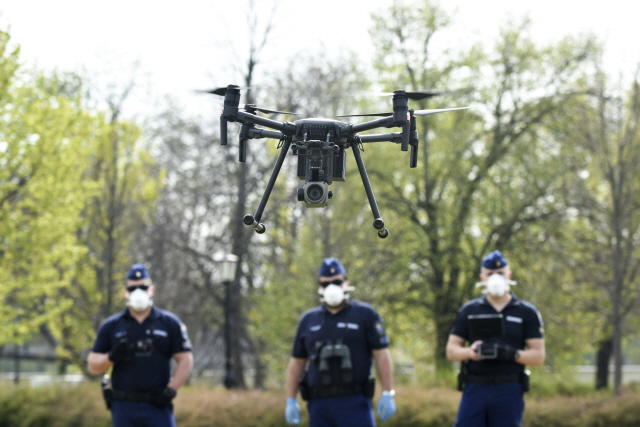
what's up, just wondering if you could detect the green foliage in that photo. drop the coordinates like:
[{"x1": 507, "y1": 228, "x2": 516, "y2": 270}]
[
  {"x1": 362, "y1": 0, "x2": 602, "y2": 372},
  {"x1": 0, "y1": 384, "x2": 638, "y2": 427},
  {"x1": 0, "y1": 29, "x2": 96, "y2": 346},
  {"x1": 0, "y1": 384, "x2": 111, "y2": 427},
  {"x1": 0, "y1": 27, "x2": 162, "y2": 370}
]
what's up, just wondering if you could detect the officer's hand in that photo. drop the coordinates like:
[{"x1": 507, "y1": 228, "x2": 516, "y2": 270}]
[
  {"x1": 496, "y1": 343, "x2": 518, "y2": 362},
  {"x1": 468, "y1": 340, "x2": 483, "y2": 361},
  {"x1": 108, "y1": 341, "x2": 134, "y2": 363},
  {"x1": 285, "y1": 397, "x2": 300, "y2": 425},
  {"x1": 152, "y1": 387, "x2": 177, "y2": 407},
  {"x1": 377, "y1": 392, "x2": 397, "y2": 421}
]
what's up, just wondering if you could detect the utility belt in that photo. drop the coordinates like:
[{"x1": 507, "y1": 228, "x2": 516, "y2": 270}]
[
  {"x1": 101, "y1": 375, "x2": 171, "y2": 410},
  {"x1": 458, "y1": 367, "x2": 530, "y2": 392},
  {"x1": 300, "y1": 376, "x2": 375, "y2": 401},
  {"x1": 111, "y1": 389, "x2": 167, "y2": 404}
]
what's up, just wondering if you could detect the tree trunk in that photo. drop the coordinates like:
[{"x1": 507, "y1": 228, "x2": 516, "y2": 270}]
[
  {"x1": 433, "y1": 281, "x2": 459, "y2": 375},
  {"x1": 253, "y1": 338, "x2": 267, "y2": 390},
  {"x1": 595, "y1": 337, "x2": 612, "y2": 390}
]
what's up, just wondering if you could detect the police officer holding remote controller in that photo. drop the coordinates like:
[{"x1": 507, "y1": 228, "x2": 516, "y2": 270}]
[
  {"x1": 446, "y1": 250, "x2": 545, "y2": 427},
  {"x1": 284, "y1": 257, "x2": 397, "y2": 426}
]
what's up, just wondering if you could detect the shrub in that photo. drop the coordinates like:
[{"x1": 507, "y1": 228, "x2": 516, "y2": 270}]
[{"x1": 0, "y1": 383, "x2": 638, "y2": 426}]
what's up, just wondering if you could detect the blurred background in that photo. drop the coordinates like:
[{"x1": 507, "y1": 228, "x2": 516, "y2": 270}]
[{"x1": 1, "y1": 0, "x2": 639, "y2": 407}]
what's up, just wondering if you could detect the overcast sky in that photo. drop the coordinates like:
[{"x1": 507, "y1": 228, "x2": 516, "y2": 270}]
[{"x1": 1, "y1": 0, "x2": 638, "y2": 119}]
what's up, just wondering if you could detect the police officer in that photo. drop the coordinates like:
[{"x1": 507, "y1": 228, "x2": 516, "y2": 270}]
[
  {"x1": 87, "y1": 264, "x2": 193, "y2": 427},
  {"x1": 284, "y1": 257, "x2": 397, "y2": 427},
  {"x1": 446, "y1": 250, "x2": 545, "y2": 427}
]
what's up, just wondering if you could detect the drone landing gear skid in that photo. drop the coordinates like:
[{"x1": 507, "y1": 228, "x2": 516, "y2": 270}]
[
  {"x1": 243, "y1": 136, "x2": 388, "y2": 239},
  {"x1": 351, "y1": 142, "x2": 388, "y2": 238},
  {"x1": 243, "y1": 137, "x2": 292, "y2": 234}
]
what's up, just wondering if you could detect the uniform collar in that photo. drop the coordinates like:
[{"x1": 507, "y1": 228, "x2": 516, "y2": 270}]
[
  {"x1": 322, "y1": 299, "x2": 351, "y2": 314},
  {"x1": 122, "y1": 305, "x2": 159, "y2": 320},
  {"x1": 480, "y1": 292, "x2": 521, "y2": 307}
]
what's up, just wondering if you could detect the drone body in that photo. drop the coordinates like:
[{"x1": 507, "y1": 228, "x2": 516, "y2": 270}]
[{"x1": 209, "y1": 84, "x2": 471, "y2": 238}]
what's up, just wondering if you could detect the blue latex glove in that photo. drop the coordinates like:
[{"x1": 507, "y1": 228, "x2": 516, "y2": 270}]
[
  {"x1": 285, "y1": 398, "x2": 300, "y2": 425},
  {"x1": 377, "y1": 393, "x2": 397, "y2": 421}
]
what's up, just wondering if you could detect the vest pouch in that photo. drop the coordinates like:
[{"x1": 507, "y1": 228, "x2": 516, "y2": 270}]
[
  {"x1": 364, "y1": 376, "x2": 375, "y2": 399},
  {"x1": 101, "y1": 374, "x2": 113, "y2": 410},
  {"x1": 299, "y1": 372, "x2": 310, "y2": 401},
  {"x1": 520, "y1": 370, "x2": 530, "y2": 393},
  {"x1": 457, "y1": 361, "x2": 468, "y2": 391}
]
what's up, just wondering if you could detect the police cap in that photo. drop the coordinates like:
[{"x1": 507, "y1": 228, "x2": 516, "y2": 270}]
[
  {"x1": 126, "y1": 263, "x2": 151, "y2": 281},
  {"x1": 481, "y1": 250, "x2": 508, "y2": 269},
  {"x1": 319, "y1": 257, "x2": 346, "y2": 277}
]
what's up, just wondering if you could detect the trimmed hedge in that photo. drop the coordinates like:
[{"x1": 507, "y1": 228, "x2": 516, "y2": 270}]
[{"x1": 0, "y1": 383, "x2": 639, "y2": 426}]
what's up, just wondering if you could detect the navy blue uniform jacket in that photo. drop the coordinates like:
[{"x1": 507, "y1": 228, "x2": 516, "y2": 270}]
[
  {"x1": 92, "y1": 306, "x2": 192, "y2": 391},
  {"x1": 450, "y1": 293, "x2": 544, "y2": 376},
  {"x1": 292, "y1": 300, "x2": 389, "y2": 387}
]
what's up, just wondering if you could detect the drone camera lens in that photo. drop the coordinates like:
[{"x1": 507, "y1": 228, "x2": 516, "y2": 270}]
[{"x1": 306, "y1": 184, "x2": 325, "y2": 202}]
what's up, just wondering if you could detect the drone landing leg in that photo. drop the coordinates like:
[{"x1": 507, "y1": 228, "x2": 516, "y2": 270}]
[
  {"x1": 350, "y1": 144, "x2": 389, "y2": 239},
  {"x1": 243, "y1": 138, "x2": 292, "y2": 234}
]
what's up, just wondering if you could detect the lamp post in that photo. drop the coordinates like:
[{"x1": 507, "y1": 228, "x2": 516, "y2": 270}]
[{"x1": 213, "y1": 252, "x2": 239, "y2": 389}]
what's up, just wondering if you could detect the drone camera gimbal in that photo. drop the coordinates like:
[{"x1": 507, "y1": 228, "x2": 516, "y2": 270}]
[
  {"x1": 211, "y1": 84, "x2": 471, "y2": 239},
  {"x1": 293, "y1": 139, "x2": 343, "y2": 208}
]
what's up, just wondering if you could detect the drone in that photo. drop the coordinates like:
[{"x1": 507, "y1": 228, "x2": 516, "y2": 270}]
[{"x1": 206, "y1": 84, "x2": 472, "y2": 239}]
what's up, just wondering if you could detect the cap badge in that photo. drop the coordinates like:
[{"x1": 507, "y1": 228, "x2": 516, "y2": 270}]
[
  {"x1": 330, "y1": 268, "x2": 335, "y2": 274},
  {"x1": 496, "y1": 261, "x2": 501, "y2": 267},
  {"x1": 136, "y1": 271, "x2": 141, "y2": 278}
]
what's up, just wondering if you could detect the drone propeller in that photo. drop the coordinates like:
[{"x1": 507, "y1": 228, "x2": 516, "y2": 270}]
[
  {"x1": 197, "y1": 86, "x2": 251, "y2": 96},
  {"x1": 338, "y1": 106, "x2": 475, "y2": 118},
  {"x1": 337, "y1": 112, "x2": 392, "y2": 118},
  {"x1": 240, "y1": 104, "x2": 300, "y2": 115},
  {"x1": 413, "y1": 106, "x2": 475, "y2": 116},
  {"x1": 362, "y1": 90, "x2": 444, "y2": 100}
]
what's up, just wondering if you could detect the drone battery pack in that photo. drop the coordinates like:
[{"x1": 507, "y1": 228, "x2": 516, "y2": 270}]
[{"x1": 333, "y1": 146, "x2": 346, "y2": 181}]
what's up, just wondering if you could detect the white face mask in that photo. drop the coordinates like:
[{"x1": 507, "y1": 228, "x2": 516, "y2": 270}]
[
  {"x1": 321, "y1": 284, "x2": 346, "y2": 307},
  {"x1": 485, "y1": 274, "x2": 510, "y2": 298},
  {"x1": 128, "y1": 288, "x2": 153, "y2": 312}
]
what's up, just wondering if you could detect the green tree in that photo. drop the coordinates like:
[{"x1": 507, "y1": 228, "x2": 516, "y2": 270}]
[
  {"x1": 368, "y1": 1, "x2": 599, "y2": 372},
  {"x1": 554, "y1": 68, "x2": 640, "y2": 394},
  {"x1": 0, "y1": 30, "x2": 94, "y2": 351}
]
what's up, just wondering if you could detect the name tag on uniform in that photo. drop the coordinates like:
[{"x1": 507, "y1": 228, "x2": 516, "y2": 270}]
[
  {"x1": 153, "y1": 329, "x2": 168, "y2": 337},
  {"x1": 506, "y1": 316, "x2": 523, "y2": 324},
  {"x1": 310, "y1": 325, "x2": 322, "y2": 332},
  {"x1": 337, "y1": 322, "x2": 359, "y2": 330}
]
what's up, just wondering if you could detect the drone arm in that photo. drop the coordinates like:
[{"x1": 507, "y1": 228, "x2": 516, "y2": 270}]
[
  {"x1": 359, "y1": 133, "x2": 404, "y2": 143},
  {"x1": 247, "y1": 128, "x2": 285, "y2": 140},
  {"x1": 342, "y1": 116, "x2": 395, "y2": 136},
  {"x1": 237, "y1": 111, "x2": 296, "y2": 134}
]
